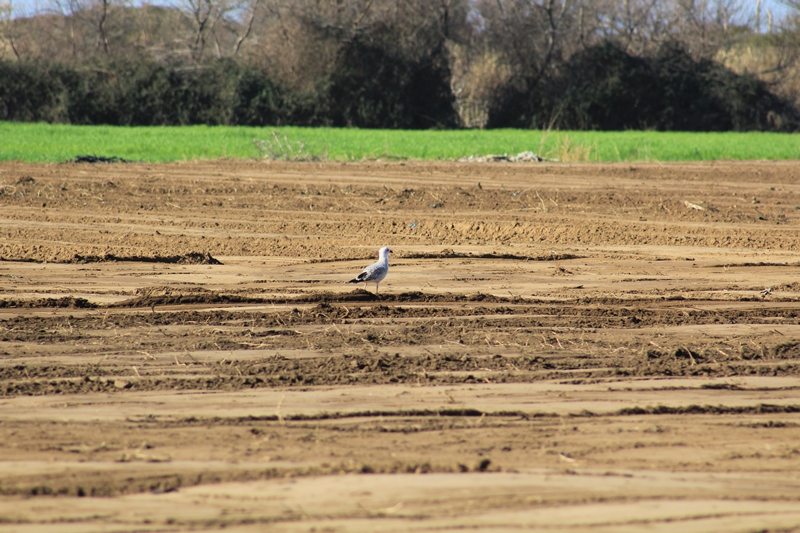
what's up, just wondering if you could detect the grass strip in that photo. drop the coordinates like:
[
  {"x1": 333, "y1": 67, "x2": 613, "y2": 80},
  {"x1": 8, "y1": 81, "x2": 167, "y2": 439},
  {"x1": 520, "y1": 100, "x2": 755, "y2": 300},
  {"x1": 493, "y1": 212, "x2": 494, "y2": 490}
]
[{"x1": 1, "y1": 122, "x2": 799, "y2": 163}]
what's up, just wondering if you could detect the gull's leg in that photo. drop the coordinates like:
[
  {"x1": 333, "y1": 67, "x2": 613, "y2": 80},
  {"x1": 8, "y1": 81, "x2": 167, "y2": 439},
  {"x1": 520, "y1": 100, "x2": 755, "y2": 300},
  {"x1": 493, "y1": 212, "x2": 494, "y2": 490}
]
[{"x1": 376, "y1": 281, "x2": 380, "y2": 294}]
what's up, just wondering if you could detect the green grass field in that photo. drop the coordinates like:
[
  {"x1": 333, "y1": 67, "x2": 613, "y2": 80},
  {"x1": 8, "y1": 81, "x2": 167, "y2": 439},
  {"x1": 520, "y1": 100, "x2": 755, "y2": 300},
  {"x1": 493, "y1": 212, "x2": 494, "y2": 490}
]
[{"x1": 1, "y1": 122, "x2": 799, "y2": 163}]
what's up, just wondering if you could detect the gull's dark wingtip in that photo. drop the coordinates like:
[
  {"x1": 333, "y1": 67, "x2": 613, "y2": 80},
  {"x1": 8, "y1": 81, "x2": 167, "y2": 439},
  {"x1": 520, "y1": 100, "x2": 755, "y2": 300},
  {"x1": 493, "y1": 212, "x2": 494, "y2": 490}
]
[{"x1": 348, "y1": 272, "x2": 367, "y2": 283}]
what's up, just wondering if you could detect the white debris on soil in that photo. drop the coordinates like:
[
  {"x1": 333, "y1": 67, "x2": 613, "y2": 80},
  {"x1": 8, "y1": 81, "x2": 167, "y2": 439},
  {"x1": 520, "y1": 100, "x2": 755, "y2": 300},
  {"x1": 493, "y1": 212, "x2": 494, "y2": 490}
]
[{"x1": 458, "y1": 151, "x2": 545, "y2": 163}]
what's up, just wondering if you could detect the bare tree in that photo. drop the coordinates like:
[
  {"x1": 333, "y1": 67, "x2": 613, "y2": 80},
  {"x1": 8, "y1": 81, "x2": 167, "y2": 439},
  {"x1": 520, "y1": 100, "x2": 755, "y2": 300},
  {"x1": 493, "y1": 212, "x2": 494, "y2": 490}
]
[
  {"x1": 595, "y1": 0, "x2": 675, "y2": 54},
  {"x1": 177, "y1": 0, "x2": 223, "y2": 60},
  {"x1": 0, "y1": 0, "x2": 22, "y2": 59},
  {"x1": 95, "y1": 0, "x2": 111, "y2": 53},
  {"x1": 249, "y1": 0, "x2": 404, "y2": 90},
  {"x1": 47, "y1": 0, "x2": 126, "y2": 58},
  {"x1": 49, "y1": 0, "x2": 80, "y2": 57},
  {"x1": 477, "y1": 0, "x2": 586, "y2": 89},
  {"x1": 174, "y1": 0, "x2": 263, "y2": 60},
  {"x1": 667, "y1": 0, "x2": 750, "y2": 56},
  {"x1": 231, "y1": 0, "x2": 260, "y2": 55}
]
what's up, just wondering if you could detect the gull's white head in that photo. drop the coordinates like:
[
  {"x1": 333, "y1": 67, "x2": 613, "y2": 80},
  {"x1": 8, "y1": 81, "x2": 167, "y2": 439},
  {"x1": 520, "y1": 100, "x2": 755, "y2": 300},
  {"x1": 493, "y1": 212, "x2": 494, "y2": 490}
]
[{"x1": 379, "y1": 246, "x2": 392, "y2": 259}]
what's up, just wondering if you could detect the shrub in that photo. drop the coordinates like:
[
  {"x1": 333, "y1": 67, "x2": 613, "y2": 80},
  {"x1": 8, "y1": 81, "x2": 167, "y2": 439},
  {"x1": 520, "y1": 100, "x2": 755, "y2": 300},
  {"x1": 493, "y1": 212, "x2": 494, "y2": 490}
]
[
  {"x1": 328, "y1": 39, "x2": 459, "y2": 129},
  {"x1": 0, "y1": 61, "x2": 69, "y2": 122},
  {"x1": 487, "y1": 41, "x2": 800, "y2": 132},
  {"x1": 61, "y1": 67, "x2": 125, "y2": 125},
  {"x1": 232, "y1": 67, "x2": 324, "y2": 126},
  {"x1": 113, "y1": 60, "x2": 238, "y2": 125},
  {"x1": 0, "y1": 59, "x2": 323, "y2": 127}
]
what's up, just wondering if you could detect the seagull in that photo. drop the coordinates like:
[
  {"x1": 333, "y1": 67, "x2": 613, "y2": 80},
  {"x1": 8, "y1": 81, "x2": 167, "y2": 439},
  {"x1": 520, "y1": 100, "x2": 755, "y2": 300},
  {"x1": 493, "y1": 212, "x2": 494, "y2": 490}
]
[{"x1": 348, "y1": 246, "x2": 392, "y2": 293}]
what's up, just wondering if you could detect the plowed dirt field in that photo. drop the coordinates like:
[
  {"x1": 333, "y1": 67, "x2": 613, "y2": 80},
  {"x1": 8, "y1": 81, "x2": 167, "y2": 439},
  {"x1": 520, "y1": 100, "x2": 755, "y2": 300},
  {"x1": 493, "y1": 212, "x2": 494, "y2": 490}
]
[{"x1": 2, "y1": 160, "x2": 800, "y2": 532}]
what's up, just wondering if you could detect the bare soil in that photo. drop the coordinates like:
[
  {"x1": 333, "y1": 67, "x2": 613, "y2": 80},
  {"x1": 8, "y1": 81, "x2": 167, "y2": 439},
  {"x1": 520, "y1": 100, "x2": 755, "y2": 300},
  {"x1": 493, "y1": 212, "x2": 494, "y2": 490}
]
[{"x1": 2, "y1": 159, "x2": 800, "y2": 532}]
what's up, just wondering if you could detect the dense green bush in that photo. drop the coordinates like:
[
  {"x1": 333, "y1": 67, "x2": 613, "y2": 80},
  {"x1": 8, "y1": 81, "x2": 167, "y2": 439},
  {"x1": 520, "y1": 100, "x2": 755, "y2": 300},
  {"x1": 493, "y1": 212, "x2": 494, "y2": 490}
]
[
  {"x1": 232, "y1": 67, "x2": 324, "y2": 126},
  {"x1": 488, "y1": 42, "x2": 800, "y2": 131},
  {"x1": 0, "y1": 61, "x2": 69, "y2": 122},
  {"x1": 0, "y1": 59, "x2": 323, "y2": 126},
  {"x1": 115, "y1": 61, "x2": 238, "y2": 125},
  {"x1": 60, "y1": 67, "x2": 120, "y2": 125},
  {"x1": 0, "y1": 52, "x2": 454, "y2": 128},
  {"x1": 328, "y1": 40, "x2": 459, "y2": 129}
]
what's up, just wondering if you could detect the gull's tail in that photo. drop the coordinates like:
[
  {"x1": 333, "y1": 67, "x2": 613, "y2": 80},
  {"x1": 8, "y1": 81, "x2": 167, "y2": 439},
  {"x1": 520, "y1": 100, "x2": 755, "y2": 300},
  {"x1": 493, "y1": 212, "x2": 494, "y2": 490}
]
[{"x1": 348, "y1": 272, "x2": 367, "y2": 284}]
